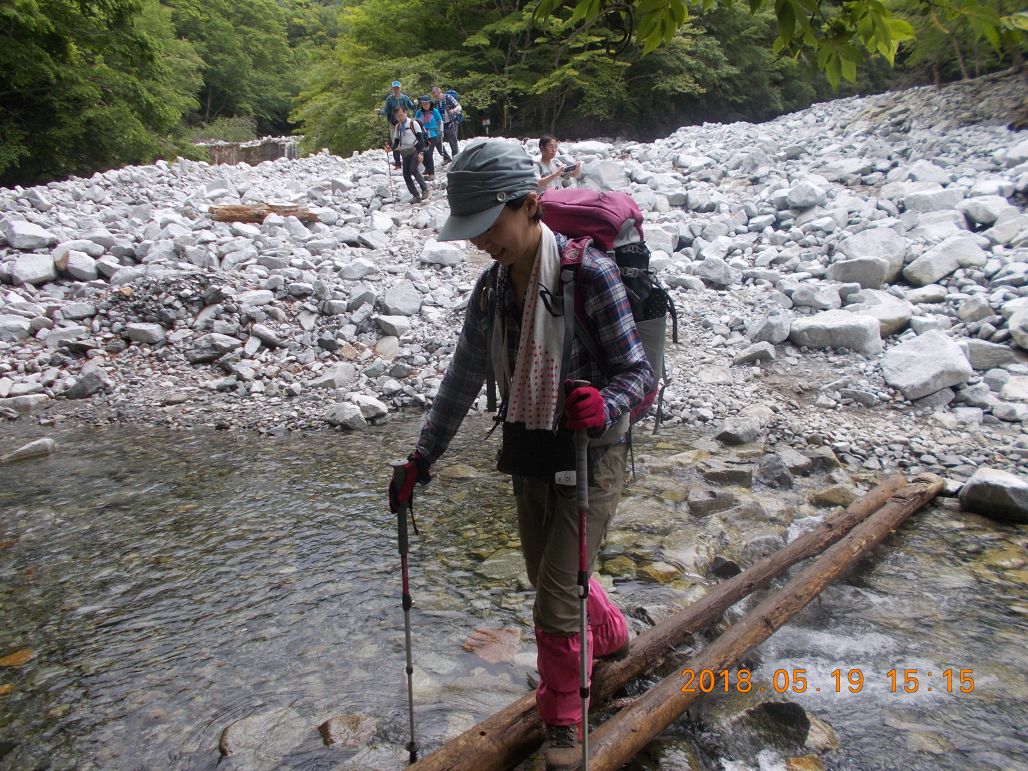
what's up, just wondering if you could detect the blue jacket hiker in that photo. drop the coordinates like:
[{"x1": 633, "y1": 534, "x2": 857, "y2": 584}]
[{"x1": 415, "y1": 96, "x2": 445, "y2": 178}]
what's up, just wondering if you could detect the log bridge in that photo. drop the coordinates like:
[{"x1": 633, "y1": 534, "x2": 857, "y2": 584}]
[{"x1": 412, "y1": 473, "x2": 943, "y2": 771}]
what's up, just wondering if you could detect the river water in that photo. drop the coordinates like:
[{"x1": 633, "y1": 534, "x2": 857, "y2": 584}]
[{"x1": 1, "y1": 417, "x2": 1025, "y2": 770}]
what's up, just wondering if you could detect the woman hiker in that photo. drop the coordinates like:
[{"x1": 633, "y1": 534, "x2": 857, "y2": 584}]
[
  {"x1": 386, "y1": 105, "x2": 430, "y2": 204},
  {"x1": 414, "y1": 95, "x2": 445, "y2": 179},
  {"x1": 387, "y1": 141, "x2": 653, "y2": 768},
  {"x1": 536, "y1": 133, "x2": 581, "y2": 191}
]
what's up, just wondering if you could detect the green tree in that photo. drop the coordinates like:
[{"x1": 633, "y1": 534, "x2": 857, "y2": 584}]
[
  {"x1": 0, "y1": 0, "x2": 200, "y2": 185},
  {"x1": 166, "y1": 0, "x2": 295, "y2": 133},
  {"x1": 894, "y1": 0, "x2": 1027, "y2": 83},
  {"x1": 535, "y1": 0, "x2": 1025, "y2": 86}
]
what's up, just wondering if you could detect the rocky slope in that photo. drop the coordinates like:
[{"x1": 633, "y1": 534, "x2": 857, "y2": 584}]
[{"x1": 1, "y1": 70, "x2": 1027, "y2": 500}]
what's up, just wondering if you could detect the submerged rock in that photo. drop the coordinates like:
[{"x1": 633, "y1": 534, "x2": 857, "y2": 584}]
[
  {"x1": 318, "y1": 714, "x2": 377, "y2": 749},
  {"x1": 0, "y1": 437, "x2": 56, "y2": 464}
]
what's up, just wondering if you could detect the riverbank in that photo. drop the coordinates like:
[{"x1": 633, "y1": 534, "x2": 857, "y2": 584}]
[{"x1": 1, "y1": 70, "x2": 1027, "y2": 491}]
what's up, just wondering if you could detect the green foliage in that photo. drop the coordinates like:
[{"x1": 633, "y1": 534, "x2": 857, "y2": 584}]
[
  {"x1": 893, "y1": 0, "x2": 1028, "y2": 82},
  {"x1": 0, "y1": 0, "x2": 200, "y2": 185},
  {"x1": 290, "y1": 0, "x2": 852, "y2": 151},
  {"x1": 4, "y1": 0, "x2": 1021, "y2": 186},
  {"x1": 165, "y1": 0, "x2": 295, "y2": 133}
]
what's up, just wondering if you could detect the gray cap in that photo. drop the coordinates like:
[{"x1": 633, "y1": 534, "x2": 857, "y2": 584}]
[{"x1": 438, "y1": 141, "x2": 539, "y2": 241}]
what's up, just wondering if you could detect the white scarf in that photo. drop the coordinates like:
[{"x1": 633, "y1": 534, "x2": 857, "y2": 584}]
[{"x1": 496, "y1": 224, "x2": 565, "y2": 431}]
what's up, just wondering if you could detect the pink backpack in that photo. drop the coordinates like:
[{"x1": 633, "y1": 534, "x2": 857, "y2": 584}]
[
  {"x1": 540, "y1": 188, "x2": 678, "y2": 429},
  {"x1": 539, "y1": 189, "x2": 644, "y2": 250}
]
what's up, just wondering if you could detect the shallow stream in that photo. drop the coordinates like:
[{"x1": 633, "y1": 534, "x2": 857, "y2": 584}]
[{"x1": 0, "y1": 417, "x2": 1024, "y2": 770}]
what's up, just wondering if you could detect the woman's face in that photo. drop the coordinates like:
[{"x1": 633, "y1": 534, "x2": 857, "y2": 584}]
[
  {"x1": 469, "y1": 196, "x2": 541, "y2": 270},
  {"x1": 541, "y1": 139, "x2": 557, "y2": 161}
]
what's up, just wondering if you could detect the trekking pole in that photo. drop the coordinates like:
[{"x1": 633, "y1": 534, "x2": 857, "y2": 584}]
[
  {"x1": 390, "y1": 460, "x2": 418, "y2": 764},
  {"x1": 384, "y1": 145, "x2": 395, "y2": 194},
  {"x1": 566, "y1": 379, "x2": 592, "y2": 771}
]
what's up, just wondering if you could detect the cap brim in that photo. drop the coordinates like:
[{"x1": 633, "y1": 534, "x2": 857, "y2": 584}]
[{"x1": 438, "y1": 202, "x2": 506, "y2": 241}]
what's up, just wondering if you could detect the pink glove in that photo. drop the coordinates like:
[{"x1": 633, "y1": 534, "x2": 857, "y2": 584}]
[
  {"x1": 564, "y1": 384, "x2": 606, "y2": 431},
  {"x1": 388, "y1": 452, "x2": 430, "y2": 513}
]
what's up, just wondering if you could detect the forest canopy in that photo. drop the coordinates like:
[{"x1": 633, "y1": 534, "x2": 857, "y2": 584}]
[{"x1": 1, "y1": 0, "x2": 1024, "y2": 187}]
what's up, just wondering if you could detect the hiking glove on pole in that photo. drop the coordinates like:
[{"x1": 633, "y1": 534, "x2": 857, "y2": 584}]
[
  {"x1": 563, "y1": 383, "x2": 606, "y2": 431},
  {"x1": 388, "y1": 452, "x2": 431, "y2": 513}
]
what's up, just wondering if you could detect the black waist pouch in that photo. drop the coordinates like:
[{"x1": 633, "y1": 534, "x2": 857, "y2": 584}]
[{"x1": 497, "y1": 421, "x2": 575, "y2": 479}]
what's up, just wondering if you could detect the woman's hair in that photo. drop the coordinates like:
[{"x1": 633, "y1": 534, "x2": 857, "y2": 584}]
[
  {"x1": 539, "y1": 134, "x2": 556, "y2": 152},
  {"x1": 506, "y1": 195, "x2": 543, "y2": 223}
]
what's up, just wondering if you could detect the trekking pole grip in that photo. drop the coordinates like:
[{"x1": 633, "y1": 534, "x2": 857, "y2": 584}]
[{"x1": 391, "y1": 460, "x2": 410, "y2": 556}]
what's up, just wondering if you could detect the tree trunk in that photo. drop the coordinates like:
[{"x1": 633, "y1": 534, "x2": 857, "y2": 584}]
[
  {"x1": 410, "y1": 475, "x2": 909, "y2": 771},
  {"x1": 579, "y1": 473, "x2": 944, "y2": 771}
]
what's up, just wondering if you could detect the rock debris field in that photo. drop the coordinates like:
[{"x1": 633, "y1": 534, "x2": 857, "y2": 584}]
[{"x1": 2, "y1": 71, "x2": 1028, "y2": 515}]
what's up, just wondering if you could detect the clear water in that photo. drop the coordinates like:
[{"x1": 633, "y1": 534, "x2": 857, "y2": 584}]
[{"x1": 1, "y1": 417, "x2": 1025, "y2": 770}]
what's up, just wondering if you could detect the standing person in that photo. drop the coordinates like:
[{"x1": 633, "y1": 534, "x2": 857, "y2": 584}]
[
  {"x1": 414, "y1": 95, "x2": 444, "y2": 180},
  {"x1": 431, "y1": 85, "x2": 462, "y2": 161},
  {"x1": 536, "y1": 134, "x2": 581, "y2": 191},
  {"x1": 387, "y1": 141, "x2": 653, "y2": 769},
  {"x1": 387, "y1": 106, "x2": 429, "y2": 203},
  {"x1": 381, "y1": 80, "x2": 416, "y2": 169}
]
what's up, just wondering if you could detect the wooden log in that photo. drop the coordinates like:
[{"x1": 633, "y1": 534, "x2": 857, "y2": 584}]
[
  {"x1": 411, "y1": 475, "x2": 908, "y2": 771},
  {"x1": 580, "y1": 473, "x2": 945, "y2": 771},
  {"x1": 208, "y1": 203, "x2": 319, "y2": 224}
]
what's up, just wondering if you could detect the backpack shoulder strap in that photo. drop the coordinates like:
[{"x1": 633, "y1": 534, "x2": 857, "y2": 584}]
[{"x1": 556, "y1": 238, "x2": 605, "y2": 397}]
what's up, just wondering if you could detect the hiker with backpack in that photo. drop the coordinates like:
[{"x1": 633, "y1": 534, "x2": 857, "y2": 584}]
[
  {"x1": 387, "y1": 141, "x2": 654, "y2": 770},
  {"x1": 431, "y1": 85, "x2": 462, "y2": 160},
  {"x1": 414, "y1": 95, "x2": 445, "y2": 180},
  {"x1": 386, "y1": 105, "x2": 429, "y2": 204},
  {"x1": 381, "y1": 80, "x2": 416, "y2": 169}
]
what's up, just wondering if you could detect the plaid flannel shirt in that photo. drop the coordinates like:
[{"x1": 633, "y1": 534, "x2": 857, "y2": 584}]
[
  {"x1": 439, "y1": 93, "x2": 460, "y2": 124},
  {"x1": 415, "y1": 235, "x2": 654, "y2": 466}
]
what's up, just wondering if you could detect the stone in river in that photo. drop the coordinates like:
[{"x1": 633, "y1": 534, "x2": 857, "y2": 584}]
[
  {"x1": 219, "y1": 707, "x2": 307, "y2": 759},
  {"x1": 1, "y1": 438, "x2": 56, "y2": 464},
  {"x1": 0, "y1": 648, "x2": 35, "y2": 667},
  {"x1": 318, "y1": 714, "x2": 377, "y2": 749},
  {"x1": 462, "y1": 627, "x2": 521, "y2": 664},
  {"x1": 959, "y1": 467, "x2": 1028, "y2": 524}
]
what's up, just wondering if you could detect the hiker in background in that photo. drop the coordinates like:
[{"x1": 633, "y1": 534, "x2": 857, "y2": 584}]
[
  {"x1": 415, "y1": 95, "x2": 445, "y2": 180},
  {"x1": 387, "y1": 141, "x2": 653, "y2": 769},
  {"x1": 381, "y1": 80, "x2": 416, "y2": 169},
  {"x1": 432, "y1": 85, "x2": 462, "y2": 161},
  {"x1": 536, "y1": 134, "x2": 581, "y2": 191},
  {"x1": 387, "y1": 105, "x2": 429, "y2": 204}
]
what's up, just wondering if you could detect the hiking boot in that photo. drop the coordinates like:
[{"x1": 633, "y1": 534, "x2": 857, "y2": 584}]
[
  {"x1": 421, "y1": 188, "x2": 430, "y2": 200},
  {"x1": 411, "y1": 194, "x2": 422, "y2": 204},
  {"x1": 442, "y1": 156, "x2": 452, "y2": 165},
  {"x1": 424, "y1": 173, "x2": 435, "y2": 180},
  {"x1": 543, "y1": 724, "x2": 581, "y2": 770},
  {"x1": 393, "y1": 163, "x2": 401, "y2": 169}
]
